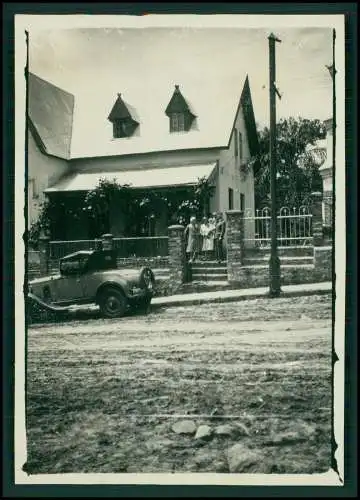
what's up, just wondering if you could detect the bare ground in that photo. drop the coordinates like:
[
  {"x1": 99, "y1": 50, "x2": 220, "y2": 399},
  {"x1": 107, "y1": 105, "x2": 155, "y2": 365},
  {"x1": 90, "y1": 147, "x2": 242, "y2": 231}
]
[{"x1": 25, "y1": 294, "x2": 332, "y2": 474}]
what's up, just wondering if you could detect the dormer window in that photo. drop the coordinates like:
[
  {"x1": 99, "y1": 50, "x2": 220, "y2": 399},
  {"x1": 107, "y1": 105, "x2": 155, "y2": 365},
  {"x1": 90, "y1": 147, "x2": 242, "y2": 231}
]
[
  {"x1": 113, "y1": 118, "x2": 137, "y2": 138},
  {"x1": 108, "y1": 93, "x2": 139, "y2": 139},
  {"x1": 165, "y1": 85, "x2": 196, "y2": 133},
  {"x1": 170, "y1": 112, "x2": 185, "y2": 132}
]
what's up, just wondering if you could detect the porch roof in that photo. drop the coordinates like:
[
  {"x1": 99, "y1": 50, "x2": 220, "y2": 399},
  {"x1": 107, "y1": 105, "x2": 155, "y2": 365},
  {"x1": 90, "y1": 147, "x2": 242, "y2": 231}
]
[{"x1": 44, "y1": 162, "x2": 217, "y2": 193}]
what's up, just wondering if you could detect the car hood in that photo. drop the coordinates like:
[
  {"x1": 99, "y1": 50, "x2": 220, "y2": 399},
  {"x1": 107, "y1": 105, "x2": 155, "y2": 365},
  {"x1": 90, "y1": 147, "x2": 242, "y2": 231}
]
[{"x1": 29, "y1": 275, "x2": 60, "y2": 285}]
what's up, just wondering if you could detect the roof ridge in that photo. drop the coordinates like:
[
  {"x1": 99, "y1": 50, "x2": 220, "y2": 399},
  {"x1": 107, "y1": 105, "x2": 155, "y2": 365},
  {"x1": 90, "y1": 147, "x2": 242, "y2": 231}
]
[{"x1": 28, "y1": 72, "x2": 75, "y2": 99}]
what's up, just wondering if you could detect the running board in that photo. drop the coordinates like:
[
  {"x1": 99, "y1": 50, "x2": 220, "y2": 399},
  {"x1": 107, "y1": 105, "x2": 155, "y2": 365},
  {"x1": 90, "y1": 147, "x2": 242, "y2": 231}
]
[{"x1": 27, "y1": 293, "x2": 72, "y2": 313}]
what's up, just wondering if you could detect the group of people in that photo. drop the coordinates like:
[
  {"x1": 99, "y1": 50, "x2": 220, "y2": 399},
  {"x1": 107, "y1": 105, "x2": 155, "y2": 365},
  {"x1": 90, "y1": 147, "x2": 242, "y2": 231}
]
[{"x1": 184, "y1": 213, "x2": 226, "y2": 263}]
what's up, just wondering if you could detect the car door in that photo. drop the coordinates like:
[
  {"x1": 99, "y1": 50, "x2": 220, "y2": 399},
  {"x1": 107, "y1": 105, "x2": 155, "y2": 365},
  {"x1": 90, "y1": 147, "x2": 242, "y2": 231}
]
[{"x1": 52, "y1": 255, "x2": 85, "y2": 304}]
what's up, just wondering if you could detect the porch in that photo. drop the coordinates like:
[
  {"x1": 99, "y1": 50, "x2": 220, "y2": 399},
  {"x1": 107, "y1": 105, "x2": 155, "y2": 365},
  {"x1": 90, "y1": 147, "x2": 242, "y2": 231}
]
[{"x1": 43, "y1": 162, "x2": 218, "y2": 241}]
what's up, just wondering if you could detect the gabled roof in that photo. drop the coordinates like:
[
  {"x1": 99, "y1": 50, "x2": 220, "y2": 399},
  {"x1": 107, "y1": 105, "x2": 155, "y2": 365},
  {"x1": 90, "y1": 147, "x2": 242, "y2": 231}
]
[
  {"x1": 28, "y1": 73, "x2": 75, "y2": 160},
  {"x1": 108, "y1": 93, "x2": 139, "y2": 123},
  {"x1": 69, "y1": 72, "x2": 259, "y2": 159},
  {"x1": 165, "y1": 85, "x2": 196, "y2": 117},
  {"x1": 238, "y1": 76, "x2": 259, "y2": 157}
]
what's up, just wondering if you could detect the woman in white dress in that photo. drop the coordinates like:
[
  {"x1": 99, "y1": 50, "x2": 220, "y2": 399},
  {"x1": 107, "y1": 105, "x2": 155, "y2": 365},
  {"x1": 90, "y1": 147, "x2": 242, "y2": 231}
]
[{"x1": 200, "y1": 217, "x2": 214, "y2": 260}]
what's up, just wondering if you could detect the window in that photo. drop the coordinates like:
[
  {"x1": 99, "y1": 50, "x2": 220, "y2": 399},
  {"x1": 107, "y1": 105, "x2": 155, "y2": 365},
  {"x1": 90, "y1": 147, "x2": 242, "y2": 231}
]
[
  {"x1": 234, "y1": 128, "x2": 238, "y2": 156},
  {"x1": 60, "y1": 255, "x2": 88, "y2": 276},
  {"x1": 113, "y1": 119, "x2": 136, "y2": 139},
  {"x1": 28, "y1": 178, "x2": 38, "y2": 199},
  {"x1": 238, "y1": 131, "x2": 243, "y2": 160},
  {"x1": 240, "y1": 193, "x2": 245, "y2": 211},
  {"x1": 228, "y1": 188, "x2": 234, "y2": 210},
  {"x1": 170, "y1": 112, "x2": 185, "y2": 132}
]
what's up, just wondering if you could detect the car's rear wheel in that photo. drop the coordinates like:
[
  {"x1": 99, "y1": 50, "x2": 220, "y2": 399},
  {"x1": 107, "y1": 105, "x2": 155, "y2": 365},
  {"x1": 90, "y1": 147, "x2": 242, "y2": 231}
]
[{"x1": 99, "y1": 287, "x2": 127, "y2": 318}]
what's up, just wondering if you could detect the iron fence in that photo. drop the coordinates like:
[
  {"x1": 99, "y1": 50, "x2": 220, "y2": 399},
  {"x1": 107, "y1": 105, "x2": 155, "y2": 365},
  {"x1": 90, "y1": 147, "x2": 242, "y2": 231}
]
[
  {"x1": 243, "y1": 206, "x2": 313, "y2": 247},
  {"x1": 49, "y1": 236, "x2": 169, "y2": 260}
]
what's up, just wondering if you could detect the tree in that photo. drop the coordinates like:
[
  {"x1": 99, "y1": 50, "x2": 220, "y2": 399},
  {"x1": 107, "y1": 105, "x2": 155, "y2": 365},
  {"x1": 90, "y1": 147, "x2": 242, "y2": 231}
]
[
  {"x1": 84, "y1": 178, "x2": 133, "y2": 237},
  {"x1": 251, "y1": 117, "x2": 326, "y2": 209},
  {"x1": 28, "y1": 196, "x2": 84, "y2": 248}
]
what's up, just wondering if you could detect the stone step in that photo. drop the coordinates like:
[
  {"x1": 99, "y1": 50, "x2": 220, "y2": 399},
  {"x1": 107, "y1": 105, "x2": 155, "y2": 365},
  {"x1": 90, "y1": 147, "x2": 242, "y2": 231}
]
[
  {"x1": 246, "y1": 246, "x2": 313, "y2": 257},
  {"x1": 240, "y1": 264, "x2": 314, "y2": 270},
  {"x1": 190, "y1": 260, "x2": 227, "y2": 269},
  {"x1": 191, "y1": 266, "x2": 228, "y2": 274},
  {"x1": 191, "y1": 273, "x2": 228, "y2": 282},
  {"x1": 179, "y1": 281, "x2": 235, "y2": 294},
  {"x1": 243, "y1": 256, "x2": 313, "y2": 266}
]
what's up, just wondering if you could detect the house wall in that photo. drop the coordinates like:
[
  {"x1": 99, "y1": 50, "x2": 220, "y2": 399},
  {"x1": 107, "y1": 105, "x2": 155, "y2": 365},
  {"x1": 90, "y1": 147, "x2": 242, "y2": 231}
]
[
  {"x1": 28, "y1": 129, "x2": 70, "y2": 226},
  {"x1": 218, "y1": 106, "x2": 255, "y2": 247}
]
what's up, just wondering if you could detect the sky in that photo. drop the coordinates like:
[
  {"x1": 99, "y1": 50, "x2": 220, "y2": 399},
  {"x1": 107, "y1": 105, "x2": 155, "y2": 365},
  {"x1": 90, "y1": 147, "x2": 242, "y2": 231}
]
[{"x1": 28, "y1": 25, "x2": 334, "y2": 130}]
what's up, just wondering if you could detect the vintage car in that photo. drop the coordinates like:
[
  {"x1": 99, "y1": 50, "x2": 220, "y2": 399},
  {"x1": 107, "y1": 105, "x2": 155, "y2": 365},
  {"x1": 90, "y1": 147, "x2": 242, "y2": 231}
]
[{"x1": 28, "y1": 250, "x2": 155, "y2": 318}]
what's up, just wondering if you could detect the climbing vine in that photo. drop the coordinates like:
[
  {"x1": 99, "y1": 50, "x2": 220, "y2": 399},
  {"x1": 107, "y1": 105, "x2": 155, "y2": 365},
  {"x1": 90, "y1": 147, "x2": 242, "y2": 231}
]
[{"x1": 29, "y1": 175, "x2": 216, "y2": 245}]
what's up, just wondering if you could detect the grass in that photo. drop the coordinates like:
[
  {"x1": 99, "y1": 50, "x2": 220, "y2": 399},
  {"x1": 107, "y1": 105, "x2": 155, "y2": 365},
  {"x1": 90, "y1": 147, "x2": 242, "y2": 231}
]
[{"x1": 25, "y1": 294, "x2": 332, "y2": 474}]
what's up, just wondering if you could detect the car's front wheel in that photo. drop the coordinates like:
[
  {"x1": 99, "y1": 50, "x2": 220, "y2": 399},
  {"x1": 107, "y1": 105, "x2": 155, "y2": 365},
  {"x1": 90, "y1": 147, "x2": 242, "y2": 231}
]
[{"x1": 98, "y1": 286, "x2": 127, "y2": 318}]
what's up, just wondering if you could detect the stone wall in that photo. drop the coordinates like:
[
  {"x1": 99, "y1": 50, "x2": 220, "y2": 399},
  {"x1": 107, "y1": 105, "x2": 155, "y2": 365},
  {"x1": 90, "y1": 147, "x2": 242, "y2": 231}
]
[
  {"x1": 227, "y1": 262, "x2": 331, "y2": 289},
  {"x1": 311, "y1": 191, "x2": 324, "y2": 247},
  {"x1": 167, "y1": 225, "x2": 189, "y2": 293},
  {"x1": 313, "y1": 246, "x2": 333, "y2": 282},
  {"x1": 225, "y1": 210, "x2": 244, "y2": 282}
]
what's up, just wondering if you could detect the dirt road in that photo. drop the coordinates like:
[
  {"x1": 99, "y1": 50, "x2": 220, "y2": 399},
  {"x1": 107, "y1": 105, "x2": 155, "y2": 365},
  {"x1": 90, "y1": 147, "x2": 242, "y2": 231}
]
[{"x1": 26, "y1": 295, "x2": 332, "y2": 474}]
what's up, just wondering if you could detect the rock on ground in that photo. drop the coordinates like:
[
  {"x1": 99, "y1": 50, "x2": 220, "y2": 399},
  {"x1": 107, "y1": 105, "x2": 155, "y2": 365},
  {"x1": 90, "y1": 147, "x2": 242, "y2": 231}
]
[
  {"x1": 226, "y1": 443, "x2": 263, "y2": 473},
  {"x1": 171, "y1": 420, "x2": 197, "y2": 435},
  {"x1": 215, "y1": 423, "x2": 250, "y2": 438},
  {"x1": 194, "y1": 425, "x2": 213, "y2": 441},
  {"x1": 215, "y1": 424, "x2": 237, "y2": 437},
  {"x1": 265, "y1": 421, "x2": 317, "y2": 445}
]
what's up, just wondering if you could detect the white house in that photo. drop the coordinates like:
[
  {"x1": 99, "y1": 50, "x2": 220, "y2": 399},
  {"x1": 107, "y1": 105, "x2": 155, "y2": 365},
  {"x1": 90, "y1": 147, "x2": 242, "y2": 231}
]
[
  {"x1": 28, "y1": 71, "x2": 259, "y2": 242},
  {"x1": 307, "y1": 117, "x2": 333, "y2": 229}
]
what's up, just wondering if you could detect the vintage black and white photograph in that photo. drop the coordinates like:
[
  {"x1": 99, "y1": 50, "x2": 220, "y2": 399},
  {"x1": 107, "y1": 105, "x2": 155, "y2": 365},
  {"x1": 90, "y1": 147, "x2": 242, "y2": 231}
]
[{"x1": 14, "y1": 13, "x2": 346, "y2": 486}]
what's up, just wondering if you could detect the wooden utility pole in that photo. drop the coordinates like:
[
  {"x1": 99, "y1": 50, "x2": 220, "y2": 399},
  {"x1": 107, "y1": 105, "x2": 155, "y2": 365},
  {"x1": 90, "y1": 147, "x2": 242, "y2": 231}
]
[
  {"x1": 332, "y1": 29, "x2": 336, "y2": 227},
  {"x1": 268, "y1": 33, "x2": 282, "y2": 297}
]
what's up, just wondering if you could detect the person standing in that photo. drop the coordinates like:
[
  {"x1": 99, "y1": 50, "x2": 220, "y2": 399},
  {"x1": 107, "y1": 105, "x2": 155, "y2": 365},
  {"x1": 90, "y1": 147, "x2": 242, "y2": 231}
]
[
  {"x1": 200, "y1": 216, "x2": 209, "y2": 260},
  {"x1": 214, "y1": 212, "x2": 226, "y2": 263},
  {"x1": 184, "y1": 216, "x2": 199, "y2": 263},
  {"x1": 207, "y1": 216, "x2": 216, "y2": 260}
]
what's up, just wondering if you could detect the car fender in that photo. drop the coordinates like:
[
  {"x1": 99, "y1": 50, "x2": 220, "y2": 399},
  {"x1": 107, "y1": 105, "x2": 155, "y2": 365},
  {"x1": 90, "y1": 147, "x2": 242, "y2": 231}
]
[
  {"x1": 29, "y1": 277, "x2": 54, "y2": 300},
  {"x1": 95, "y1": 280, "x2": 129, "y2": 304}
]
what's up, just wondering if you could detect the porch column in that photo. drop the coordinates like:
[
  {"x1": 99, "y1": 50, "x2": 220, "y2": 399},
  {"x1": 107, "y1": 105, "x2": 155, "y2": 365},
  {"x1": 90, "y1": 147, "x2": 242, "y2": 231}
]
[
  {"x1": 311, "y1": 191, "x2": 323, "y2": 247},
  {"x1": 168, "y1": 225, "x2": 187, "y2": 289},
  {"x1": 225, "y1": 210, "x2": 244, "y2": 282},
  {"x1": 38, "y1": 235, "x2": 50, "y2": 276}
]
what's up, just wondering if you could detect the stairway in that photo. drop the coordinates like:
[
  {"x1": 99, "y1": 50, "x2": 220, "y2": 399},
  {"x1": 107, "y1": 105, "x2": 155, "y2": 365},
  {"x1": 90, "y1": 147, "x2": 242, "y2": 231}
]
[
  {"x1": 188, "y1": 260, "x2": 232, "y2": 291},
  {"x1": 242, "y1": 246, "x2": 314, "y2": 269}
]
